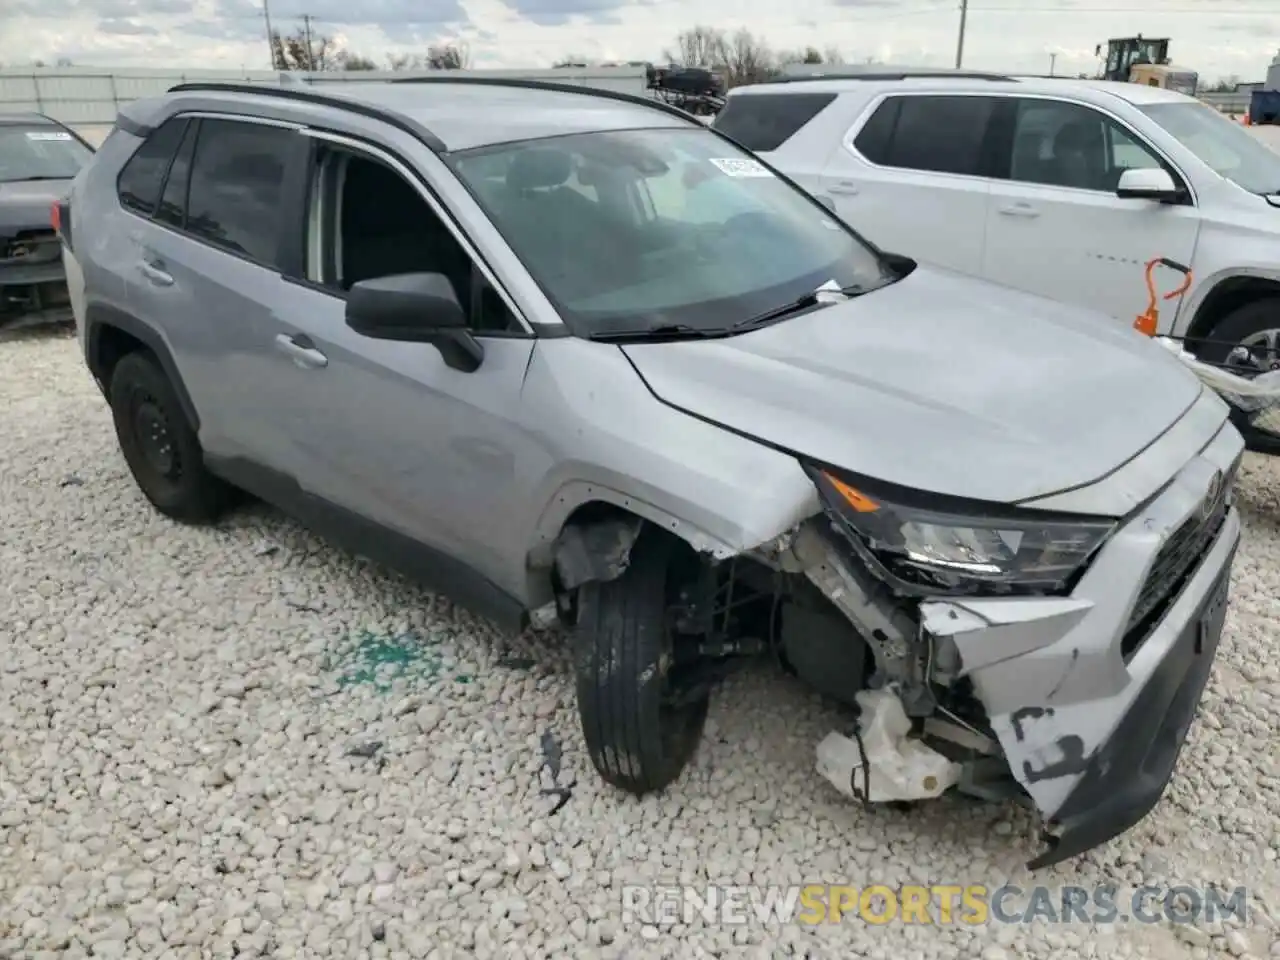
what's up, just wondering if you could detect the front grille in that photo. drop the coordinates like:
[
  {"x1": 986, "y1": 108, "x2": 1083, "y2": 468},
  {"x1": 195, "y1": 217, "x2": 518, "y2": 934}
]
[{"x1": 1120, "y1": 459, "x2": 1239, "y2": 659}]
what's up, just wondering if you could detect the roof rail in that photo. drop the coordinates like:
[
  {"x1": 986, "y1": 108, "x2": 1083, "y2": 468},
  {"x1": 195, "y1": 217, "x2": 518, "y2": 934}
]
[
  {"x1": 760, "y1": 70, "x2": 1017, "y2": 84},
  {"x1": 167, "y1": 76, "x2": 704, "y2": 151},
  {"x1": 166, "y1": 81, "x2": 448, "y2": 150},
  {"x1": 385, "y1": 74, "x2": 700, "y2": 123}
]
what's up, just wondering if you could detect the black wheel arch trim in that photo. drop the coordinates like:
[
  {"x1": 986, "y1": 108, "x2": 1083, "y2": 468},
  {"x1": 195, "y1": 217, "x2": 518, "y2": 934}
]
[
  {"x1": 84, "y1": 302, "x2": 202, "y2": 432},
  {"x1": 1185, "y1": 275, "x2": 1280, "y2": 343}
]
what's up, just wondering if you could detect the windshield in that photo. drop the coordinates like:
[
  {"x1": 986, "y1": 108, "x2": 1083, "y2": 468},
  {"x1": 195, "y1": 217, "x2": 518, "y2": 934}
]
[
  {"x1": 1140, "y1": 101, "x2": 1280, "y2": 195},
  {"x1": 0, "y1": 124, "x2": 93, "y2": 183},
  {"x1": 447, "y1": 127, "x2": 892, "y2": 336}
]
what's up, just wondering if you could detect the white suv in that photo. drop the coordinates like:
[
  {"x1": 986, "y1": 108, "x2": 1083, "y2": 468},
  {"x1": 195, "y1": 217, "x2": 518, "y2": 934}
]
[{"x1": 714, "y1": 72, "x2": 1280, "y2": 371}]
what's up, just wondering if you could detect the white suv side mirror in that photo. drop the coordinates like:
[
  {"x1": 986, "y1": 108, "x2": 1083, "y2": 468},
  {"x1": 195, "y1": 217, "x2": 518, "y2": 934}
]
[{"x1": 1117, "y1": 167, "x2": 1182, "y2": 202}]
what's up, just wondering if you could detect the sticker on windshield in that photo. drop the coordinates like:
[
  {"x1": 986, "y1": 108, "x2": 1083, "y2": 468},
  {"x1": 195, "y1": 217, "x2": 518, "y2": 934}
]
[
  {"x1": 25, "y1": 131, "x2": 72, "y2": 141},
  {"x1": 708, "y1": 157, "x2": 775, "y2": 178}
]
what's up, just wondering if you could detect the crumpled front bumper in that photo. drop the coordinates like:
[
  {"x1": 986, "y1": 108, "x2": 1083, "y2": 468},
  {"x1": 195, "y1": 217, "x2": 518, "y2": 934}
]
[{"x1": 921, "y1": 417, "x2": 1243, "y2": 868}]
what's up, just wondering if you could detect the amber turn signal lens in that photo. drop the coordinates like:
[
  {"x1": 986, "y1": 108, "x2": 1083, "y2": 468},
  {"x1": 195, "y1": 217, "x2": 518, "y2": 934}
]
[{"x1": 822, "y1": 472, "x2": 880, "y2": 513}]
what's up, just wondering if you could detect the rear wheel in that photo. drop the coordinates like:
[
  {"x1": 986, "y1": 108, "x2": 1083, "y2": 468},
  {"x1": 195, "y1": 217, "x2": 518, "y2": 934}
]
[
  {"x1": 573, "y1": 532, "x2": 709, "y2": 794},
  {"x1": 108, "y1": 351, "x2": 232, "y2": 524}
]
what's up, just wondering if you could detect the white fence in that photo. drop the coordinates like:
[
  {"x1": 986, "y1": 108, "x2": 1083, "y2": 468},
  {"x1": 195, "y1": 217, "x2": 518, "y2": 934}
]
[
  {"x1": 0, "y1": 66, "x2": 651, "y2": 145},
  {"x1": 1199, "y1": 90, "x2": 1253, "y2": 115}
]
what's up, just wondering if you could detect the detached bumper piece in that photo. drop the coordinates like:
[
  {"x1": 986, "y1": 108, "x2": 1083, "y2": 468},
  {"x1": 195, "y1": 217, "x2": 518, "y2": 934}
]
[
  {"x1": 1, "y1": 228, "x2": 72, "y2": 330},
  {"x1": 1028, "y1": 549, "x2": 1234, "y2": 870}
]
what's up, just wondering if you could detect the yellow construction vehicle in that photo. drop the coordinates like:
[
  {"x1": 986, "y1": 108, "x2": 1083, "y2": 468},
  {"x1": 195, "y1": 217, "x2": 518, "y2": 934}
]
[{"x1": 1096, "y1": 36, "x2": 1199, "y2": 96}]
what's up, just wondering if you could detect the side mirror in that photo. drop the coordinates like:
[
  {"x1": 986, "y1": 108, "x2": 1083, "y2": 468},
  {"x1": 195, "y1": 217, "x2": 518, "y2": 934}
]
[
  {"x1": 345, "y1": 272, "x2": 484, "y2": 373},
  {"x1": 1116, "y1": 167, "x2": 1183, "y2": 203}
]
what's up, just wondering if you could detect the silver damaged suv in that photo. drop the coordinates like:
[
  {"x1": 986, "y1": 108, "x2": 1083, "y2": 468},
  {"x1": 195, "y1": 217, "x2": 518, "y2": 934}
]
[{"x1": 58, "y1": 77, "x2": 1243, "y2": 868}]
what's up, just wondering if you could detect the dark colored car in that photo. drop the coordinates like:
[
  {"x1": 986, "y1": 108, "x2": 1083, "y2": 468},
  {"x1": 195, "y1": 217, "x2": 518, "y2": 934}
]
[{"x1": 1, "y1": 113, "x2": 95, "y2": 331}]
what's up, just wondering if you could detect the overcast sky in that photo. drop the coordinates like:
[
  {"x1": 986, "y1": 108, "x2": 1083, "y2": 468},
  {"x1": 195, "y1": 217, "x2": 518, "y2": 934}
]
[{"x1": 2, "y1": 0, "x2": 1277, "y2": 83}]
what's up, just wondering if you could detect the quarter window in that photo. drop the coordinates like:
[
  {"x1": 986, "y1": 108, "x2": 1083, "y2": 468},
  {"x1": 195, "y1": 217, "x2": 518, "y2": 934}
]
[
  {"x1": 116, "y1": 118, "x2": 189, "y2": 217},
  {"x1": 713, "y1": 93, "x2": 838, "y2": 152},
  {"x1": 1006, "y1": 99, "x2": 1164, "y2": 192},
  {"x1": 853, "y1": 95, "x2": 999, "y2": 177},
  {"x1": 185, "y1": 119, "x2": 291, "y2": 266}
]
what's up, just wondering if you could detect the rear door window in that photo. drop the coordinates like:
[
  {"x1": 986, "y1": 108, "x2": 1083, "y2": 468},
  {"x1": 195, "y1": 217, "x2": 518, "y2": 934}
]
[
  {"x1": 713, "y1": 93, "x2": 838, "y2": 151},
  {"x1": 184, "y1": 118, "x2": 292, "y2": 267},
  {"x1": 116, "y1": 118, "x2": 189, "y2": 217},
  {"x1": 852, "y1": 95, "x2": 999, "y2": 177}
]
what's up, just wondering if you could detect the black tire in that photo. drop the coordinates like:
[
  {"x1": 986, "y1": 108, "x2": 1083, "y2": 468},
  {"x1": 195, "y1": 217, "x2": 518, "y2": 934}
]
[
  {"x1": 1194, "y1": 297, "x2": 1280, "y2": 450},
  {"x1": 1193, "y1": 297, "x2": 1280, "y2": 367},
  {"x1": 108, "y1": 350, "x2": 231, "y2": 524},
  {"x1": 574, "y1": 533, "x2": 709, "y2": 795}
]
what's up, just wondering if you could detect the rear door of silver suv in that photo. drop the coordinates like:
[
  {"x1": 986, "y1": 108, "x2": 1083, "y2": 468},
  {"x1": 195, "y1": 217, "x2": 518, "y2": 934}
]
[{"x1": 114, "y1": 111, "x2": 311, "y2": 475}]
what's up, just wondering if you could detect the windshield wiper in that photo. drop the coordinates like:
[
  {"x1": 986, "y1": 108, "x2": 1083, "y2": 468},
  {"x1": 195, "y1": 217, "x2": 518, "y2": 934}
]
[
  {"x1": 731, "y1": 283, "x2": 870, "y2": 332},
  {"x1": 2, "y1": 175, "x2": 69, "y2": 183},
  {"x1": 588, "y1": 323, "x2": 724, "y2": 343}
]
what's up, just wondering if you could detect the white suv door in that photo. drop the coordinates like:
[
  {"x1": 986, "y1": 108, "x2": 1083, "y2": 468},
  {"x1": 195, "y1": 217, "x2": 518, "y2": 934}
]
[
  {"x1": 819, "y1": 93, "x2": 1000, "y2": 275},
  {"x1": 980, "y1": 96, "x2": 1201, "y2": 322}
]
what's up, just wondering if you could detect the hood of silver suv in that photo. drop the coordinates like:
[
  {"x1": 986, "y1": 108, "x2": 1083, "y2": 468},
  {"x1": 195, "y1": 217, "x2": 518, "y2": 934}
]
[{"x1": 620, "y1": 265, "x2": 1204, "y2": 506}]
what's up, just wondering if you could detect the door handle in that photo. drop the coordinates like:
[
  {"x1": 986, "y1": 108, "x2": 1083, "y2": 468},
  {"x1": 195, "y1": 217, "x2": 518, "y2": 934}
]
[
  {"x1": 828, "y1": 182, "x2": 860, "y2": 195},
  {"x1": 138, "y1": 260, "x2": 174, "y2": 286},
  {"x1": 997, "y1": 203, "x2": 1040, "y2": 219},
  {"x1": 274, "y1": 333, "x2": 328, "y2": 369}
]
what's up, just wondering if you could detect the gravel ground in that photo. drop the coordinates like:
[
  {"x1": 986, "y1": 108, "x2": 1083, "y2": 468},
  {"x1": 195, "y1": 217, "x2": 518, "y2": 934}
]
[{"x1": 2, "y1": 326, "x2": 1279, "y2": 960}]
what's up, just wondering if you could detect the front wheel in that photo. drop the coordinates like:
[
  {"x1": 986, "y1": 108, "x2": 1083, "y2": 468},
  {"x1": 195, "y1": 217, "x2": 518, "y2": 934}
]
[
  {"x1": 573, "y1": 532, "x2": 709, "y2": 795},
  {"x1": 1195, "y1": 297, "x2": 1280, "y2": 450},
  {"x1": 1194, "y1": 297, "x2": 1280, "y2": 370}
]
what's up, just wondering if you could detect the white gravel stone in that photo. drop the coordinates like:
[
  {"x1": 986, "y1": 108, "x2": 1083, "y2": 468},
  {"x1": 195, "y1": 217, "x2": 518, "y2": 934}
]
[{"x1": 3, "y1": 328, "x2": 1280, "y2": 960}]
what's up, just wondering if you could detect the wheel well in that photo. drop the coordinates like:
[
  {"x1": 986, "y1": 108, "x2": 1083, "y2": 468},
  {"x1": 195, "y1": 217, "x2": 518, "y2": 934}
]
[
  {"x1": 552, "y1": 501, "x2": 702, "y2": 590},
  {"x1": 1186, "y1": 276, "x2": 1280, "y2": 344},
  {"x1": 90, "y1": 323, "x2": 149, "y2": 388}
]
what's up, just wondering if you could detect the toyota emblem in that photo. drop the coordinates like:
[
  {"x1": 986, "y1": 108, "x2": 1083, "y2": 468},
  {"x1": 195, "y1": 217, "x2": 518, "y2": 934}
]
[{"x1": 1199, "y1": 470, "x2": 1223, "y2": 521}]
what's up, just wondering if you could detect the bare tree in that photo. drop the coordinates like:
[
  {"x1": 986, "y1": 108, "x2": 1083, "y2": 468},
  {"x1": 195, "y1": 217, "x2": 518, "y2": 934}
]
[
  {"x1": 822, "y1": 45, "x2": 844, "y2": 65},
  {"x1": 426, "y1": 42, "x2": 471, "y2": 69},
  {"x1": 336, "y1": 51, "x2": 378, "y2": 71},
  {"x1": 271, "y1": 27, "x2": 341, "y2": 70},
  {"x1": 1205, "y1": 74, "x2": 1240, "y2": 92},
  {"x1": 777, "y1": 45, "x2": 824, "y2": 67},
  {"x1": 553, "y1": 54, "x2": 591, "y2": 68},
  {"x1": 719, "y1": 28, "x2": 777, "y2": 87},
  {"x1": 384, "y1": 42, "x2": 471, "y2": 71},
  {"x1": 665, "y1": 26, "x2": 728, "y2": 68}
]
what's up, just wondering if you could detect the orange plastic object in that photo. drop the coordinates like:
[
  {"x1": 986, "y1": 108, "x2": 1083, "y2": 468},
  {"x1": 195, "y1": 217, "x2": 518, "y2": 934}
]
[
  {"x1": 822, "y1": 472, "x2": 880, "y2": 513},
  {"x1": 1134, "y1": 258, "x2": 1193, "y2": 338}
]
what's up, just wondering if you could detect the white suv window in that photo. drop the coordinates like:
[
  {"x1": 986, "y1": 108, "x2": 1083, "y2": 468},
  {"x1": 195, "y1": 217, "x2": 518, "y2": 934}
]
[
  {"x1": 713, "y1": 92, "x2": 839, "y2": 152},
  {"x1": 852, "y1": 95, "x2": 1000, "y2": 177},
  {"x1": 1007, "y1": 99, "x2": 1163, "y2": 193}
]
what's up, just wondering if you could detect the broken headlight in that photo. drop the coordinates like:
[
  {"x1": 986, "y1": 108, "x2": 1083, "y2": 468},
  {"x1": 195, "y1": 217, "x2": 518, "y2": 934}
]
[{"x1": 808, "y1": 467, "x2": 1115, "y2": 595}]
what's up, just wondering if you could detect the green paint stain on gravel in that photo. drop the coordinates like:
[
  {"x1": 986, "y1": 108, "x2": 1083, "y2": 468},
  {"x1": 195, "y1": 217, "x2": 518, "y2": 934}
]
[{"x1": 330, "y1": 630, "x2": 445, "y2": 692}]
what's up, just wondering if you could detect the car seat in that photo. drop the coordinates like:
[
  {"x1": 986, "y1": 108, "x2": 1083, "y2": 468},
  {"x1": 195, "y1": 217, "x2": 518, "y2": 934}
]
[{"x1": 1050, "y1": 120, "x2": 1107, "y2": 192}]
